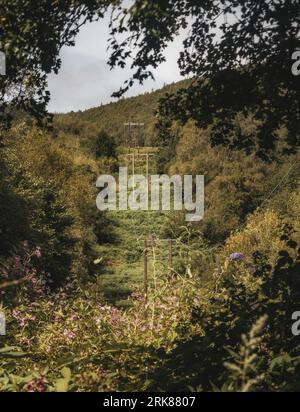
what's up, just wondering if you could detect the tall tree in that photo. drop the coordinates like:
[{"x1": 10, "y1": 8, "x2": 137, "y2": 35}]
[
  {"x1": 0, "y1": 0, "x2": 111, "y2": 125},
  {"x1": 108, "y1": 0, "x2": 300, "y2": 157},
  {"x1": 1, "y1": 0, "x2": 300, "y2": 157}
]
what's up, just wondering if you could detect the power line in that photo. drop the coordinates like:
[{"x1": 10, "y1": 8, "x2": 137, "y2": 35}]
[{"x1": 259, "y1": 154, "x2": 299, "y2": 209}]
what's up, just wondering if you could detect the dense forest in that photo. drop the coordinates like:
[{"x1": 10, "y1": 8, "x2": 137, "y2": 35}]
[
  {"x1": 1, "y1": 82, "x2": 300, "y2": 391},
  {"x1": 1, "y1": 0, "x2": 300, "y2": 393}
]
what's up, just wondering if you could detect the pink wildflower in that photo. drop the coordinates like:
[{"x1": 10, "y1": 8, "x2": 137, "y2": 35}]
[
  {"x1": 34, "y1": 246, "x2": 42, "y2": 259},
  {"x1": 63, "y1": 329, "x2": 76, "y2": 340}
]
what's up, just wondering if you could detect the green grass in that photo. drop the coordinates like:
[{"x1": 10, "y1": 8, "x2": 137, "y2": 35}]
[
  {"x1": 97, "y1": 209, "x2": 172, "y2": 306},
  {"x1": 96, "y1": 148, "x2": 172, "y2": 306}
]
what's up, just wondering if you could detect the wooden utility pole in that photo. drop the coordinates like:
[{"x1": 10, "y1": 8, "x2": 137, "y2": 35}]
[
  {"x1": 142, "y1": 236, "x2": 176, "y2": 297},
  {"x1": 168, "y1": 239, "x2": 173, "y2": 277},
  {"x1": 124, "y1": 122, "x2": 145, "y2": 147},
  {"x1": 144, "y1": 239, "x2": 148, "y2": 299},
  {"x1": 126, "y1": 152, "x2": 155, "y2": 176},
  {"x1": 126, "y1": 152, "x2": 156, "y2": 200}
]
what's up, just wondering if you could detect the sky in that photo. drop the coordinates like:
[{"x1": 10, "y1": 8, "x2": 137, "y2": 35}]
[{"x1": 47, "y1": 15, "x2": 186, "y2": 114}]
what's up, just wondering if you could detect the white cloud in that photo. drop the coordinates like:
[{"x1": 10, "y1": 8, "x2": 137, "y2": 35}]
[{"x1": 47, "y1": 18, "x2": 185, "y2": 113}]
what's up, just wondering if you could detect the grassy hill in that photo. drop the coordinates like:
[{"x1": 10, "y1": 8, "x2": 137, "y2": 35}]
[{"x1": 53, "y1": 79, "x2": 190, "y2": 146}]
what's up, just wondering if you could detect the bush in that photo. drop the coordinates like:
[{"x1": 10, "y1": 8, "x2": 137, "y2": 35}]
[{"x1": 93, "y1": 130, "x2": 116, "y2": 159}]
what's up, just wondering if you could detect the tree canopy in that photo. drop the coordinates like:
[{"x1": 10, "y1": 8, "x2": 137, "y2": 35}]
[
  {"x1": 108, "y1": 0, "x2": 300, "y2": 157},
  {"x1": 1, "y1": 0, "x2": 300, "y2": 155},
  {"x1": 0, "y1": 0, "x2": 111, "y2": 125}
]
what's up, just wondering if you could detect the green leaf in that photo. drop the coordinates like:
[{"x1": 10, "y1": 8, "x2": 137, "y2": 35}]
[
  {"x1": 61, "y1": 367, "x2": 71, "y2": 380},
  {"x1": 55, "y1": 367, "x2": 71, "y2": 392},
  {"x1": 0, "y1": 346, "x2": 28, "y2": 358}
]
